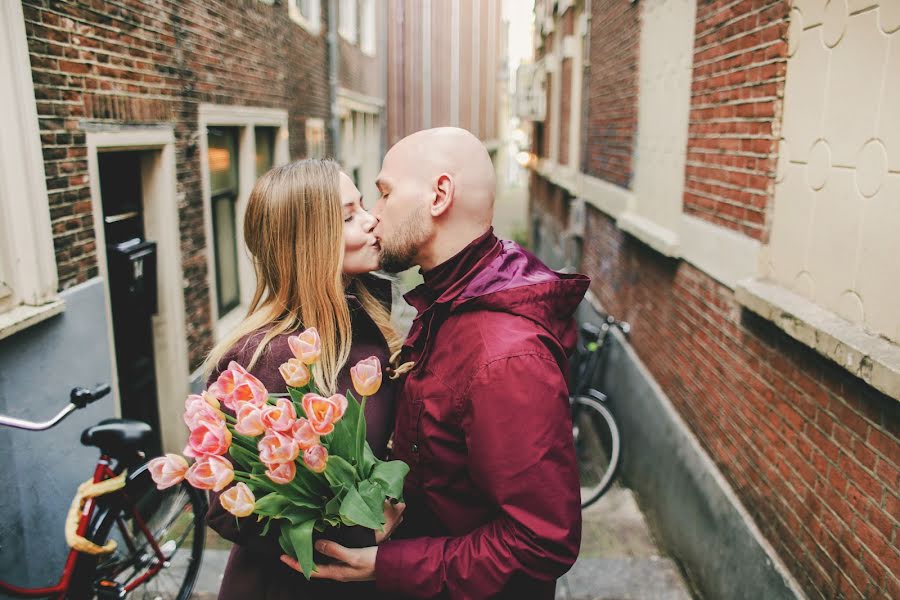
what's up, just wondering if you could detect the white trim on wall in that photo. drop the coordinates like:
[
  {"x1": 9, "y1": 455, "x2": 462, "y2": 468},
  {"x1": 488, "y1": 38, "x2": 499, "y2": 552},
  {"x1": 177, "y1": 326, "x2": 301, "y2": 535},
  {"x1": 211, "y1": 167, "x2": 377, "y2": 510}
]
[
  {"x1": 535, "y1": 159, "x2": 762, "y2": 290},
  {"x1": 0, "y1": 1, "x2": 61, "y2": 339},
  {"x1": 680, "y1": 215, "x2": 761, "y2": 289},
  {"x1": 451, "y1": 0, "x2": 460, "y2": 127},
  {"x1": 422, "y1": 0, "x2": 432, "y2": 128},
  {"x1": 288, "y1": 0, "x2": 322, "y2": 35},
  {"x1": 86, "y1": 126, "x2": 190, "y2": 454}
]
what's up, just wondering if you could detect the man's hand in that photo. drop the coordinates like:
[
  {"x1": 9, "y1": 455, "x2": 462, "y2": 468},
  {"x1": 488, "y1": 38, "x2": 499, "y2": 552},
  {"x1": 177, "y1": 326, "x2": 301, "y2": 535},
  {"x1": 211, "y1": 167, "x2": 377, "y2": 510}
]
[
  {"x1": 281, "y1": 542, "x2": 377, "y2": 582},
  {"x1": 376, "y1": 500, "x2": 405, "y2": 544}
]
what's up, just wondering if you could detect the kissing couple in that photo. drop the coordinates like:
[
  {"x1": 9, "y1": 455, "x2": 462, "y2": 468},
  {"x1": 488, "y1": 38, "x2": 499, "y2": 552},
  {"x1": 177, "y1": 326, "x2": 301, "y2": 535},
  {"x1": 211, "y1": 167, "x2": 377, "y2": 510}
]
[{"x1": 204, "y1": 127, "x2": 589, "y2": 599}]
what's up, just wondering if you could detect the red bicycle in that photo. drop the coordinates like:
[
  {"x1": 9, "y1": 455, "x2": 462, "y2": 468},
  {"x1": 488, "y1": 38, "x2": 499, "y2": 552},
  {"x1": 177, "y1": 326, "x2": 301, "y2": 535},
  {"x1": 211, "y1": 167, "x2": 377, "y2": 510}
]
[{"x1": 0, "y1": 385, "x2": 206, "y2": 599}]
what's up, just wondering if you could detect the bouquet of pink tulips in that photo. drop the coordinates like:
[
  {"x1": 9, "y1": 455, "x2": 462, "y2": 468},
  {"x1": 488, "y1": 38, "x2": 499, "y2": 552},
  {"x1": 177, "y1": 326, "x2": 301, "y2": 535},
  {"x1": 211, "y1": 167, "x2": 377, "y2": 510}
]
[{"x1": 147, "y1": 327, "x2": 408, "y2": 578}]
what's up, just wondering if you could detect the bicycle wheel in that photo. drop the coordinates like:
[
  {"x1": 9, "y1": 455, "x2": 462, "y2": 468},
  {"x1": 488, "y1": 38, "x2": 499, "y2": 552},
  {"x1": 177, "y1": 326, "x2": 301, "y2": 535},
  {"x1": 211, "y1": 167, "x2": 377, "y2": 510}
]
[
  {"x1": 572, "y1": 394, "x2": 620, "y2": 509},
  {"x1": 88, "y1": 465, "x2": 206, "y2": 600}
]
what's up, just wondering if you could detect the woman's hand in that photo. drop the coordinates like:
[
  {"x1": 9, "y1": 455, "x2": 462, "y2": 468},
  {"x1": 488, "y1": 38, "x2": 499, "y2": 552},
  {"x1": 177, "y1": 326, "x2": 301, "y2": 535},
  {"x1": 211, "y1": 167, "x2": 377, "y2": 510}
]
[{"x1": 375, "y1": 500, "x2": 405, "y2": 544}]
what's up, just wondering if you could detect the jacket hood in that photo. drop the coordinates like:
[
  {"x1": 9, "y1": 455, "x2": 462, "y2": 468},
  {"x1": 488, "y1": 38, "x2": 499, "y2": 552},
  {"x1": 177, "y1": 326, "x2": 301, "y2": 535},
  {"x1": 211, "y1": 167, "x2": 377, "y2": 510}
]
[{"x1": 450, "y1": 240, "x2": 589, "y2": 351}]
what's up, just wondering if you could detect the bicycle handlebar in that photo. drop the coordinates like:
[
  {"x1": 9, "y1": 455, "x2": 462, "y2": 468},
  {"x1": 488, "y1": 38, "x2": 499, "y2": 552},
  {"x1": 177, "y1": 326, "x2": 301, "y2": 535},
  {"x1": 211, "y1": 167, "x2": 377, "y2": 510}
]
[{"x1": 0, "y1": 384, "x2": 111, "y2": 431}]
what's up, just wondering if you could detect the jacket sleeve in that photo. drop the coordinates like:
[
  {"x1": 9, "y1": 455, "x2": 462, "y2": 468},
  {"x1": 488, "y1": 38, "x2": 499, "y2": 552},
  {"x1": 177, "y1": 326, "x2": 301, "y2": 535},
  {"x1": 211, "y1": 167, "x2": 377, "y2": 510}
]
[{"x1": 374, "y1": 352, "x2": 582, "y2": 598}]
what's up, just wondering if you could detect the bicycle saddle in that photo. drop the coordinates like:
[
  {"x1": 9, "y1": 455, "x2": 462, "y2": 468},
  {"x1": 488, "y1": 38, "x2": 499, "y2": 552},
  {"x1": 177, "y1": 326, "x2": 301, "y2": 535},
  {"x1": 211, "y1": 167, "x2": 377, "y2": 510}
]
[{"x1": 81, "y1": 419, "x2": 153, "y2": 458}]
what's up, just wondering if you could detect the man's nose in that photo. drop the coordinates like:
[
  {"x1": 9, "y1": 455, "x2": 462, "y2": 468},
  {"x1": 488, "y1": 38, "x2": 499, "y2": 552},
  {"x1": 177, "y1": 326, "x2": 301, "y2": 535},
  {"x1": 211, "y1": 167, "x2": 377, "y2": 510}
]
[
  {"x1": 372, "y1": 198, "x2": 384, "y2": 220},
  {"x1": 363, "y1": 210, "x2": 378, "y2": 233}
]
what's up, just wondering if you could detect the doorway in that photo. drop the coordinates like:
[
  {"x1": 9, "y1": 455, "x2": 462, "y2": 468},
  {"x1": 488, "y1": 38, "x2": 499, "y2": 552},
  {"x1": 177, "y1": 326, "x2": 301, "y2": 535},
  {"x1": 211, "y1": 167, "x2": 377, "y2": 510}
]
[{"x1": 96, "y1": 150, "x2": 163, "y2": 455}]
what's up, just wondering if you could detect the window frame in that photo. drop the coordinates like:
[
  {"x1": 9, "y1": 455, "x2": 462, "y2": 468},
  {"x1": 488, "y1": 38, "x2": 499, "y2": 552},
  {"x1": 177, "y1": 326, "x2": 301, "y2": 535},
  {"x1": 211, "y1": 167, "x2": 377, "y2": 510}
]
[
  {"x1": 198, "y1": 105, "x2": 289, "y2": 340},
  {"x1": 0, "y1": 2, "x2": 63, "y2": 341},
  {"x1": 360, "y1": 0, "x2": 376, "y2": 56},
  {"x1": 339, "y1": 0, "x2": 359, "y2": 44},
  {"x1": 288, "y1": 0, "x2": 321, "y2": 35}
]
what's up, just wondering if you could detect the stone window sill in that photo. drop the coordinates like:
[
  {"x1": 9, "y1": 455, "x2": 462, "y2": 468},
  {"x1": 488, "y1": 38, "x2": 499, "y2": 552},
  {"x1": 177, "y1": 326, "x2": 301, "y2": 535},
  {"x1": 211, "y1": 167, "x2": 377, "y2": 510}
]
[
  {"x1": 0, "y1": 299, "x2": 65, "y2": 342},
  {"x1": 736, "y1": 278, "x2": 900, "y2": 402},
  {"x1": 616, "y1": 211, "x2": 681, "y2": 258}
]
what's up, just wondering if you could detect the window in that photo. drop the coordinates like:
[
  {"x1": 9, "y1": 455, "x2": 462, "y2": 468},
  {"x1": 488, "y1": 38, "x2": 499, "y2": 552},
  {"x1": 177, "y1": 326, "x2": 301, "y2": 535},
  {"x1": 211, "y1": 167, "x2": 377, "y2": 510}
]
[
  {"x1": 360, "y1": 0, "x2": 376, "y2": 55},
  {"x1": 289, "y1": 0, "x2": 320, "y2": 34},
  {"x1": 339, "y1": 0, "x2": 358, "y2": 44},
  {"x1": 305, "y1": 118, "x2": 326, "y2": 158},
  {"x1": 0, "y1": 1, "x2": 62, "y2": 338},
  {"x1": 255, "y1": 127, "x2": 277, "y2": 177},
  {"x1": 207, "y1": 127, "x2": 241, "y2": 316}
]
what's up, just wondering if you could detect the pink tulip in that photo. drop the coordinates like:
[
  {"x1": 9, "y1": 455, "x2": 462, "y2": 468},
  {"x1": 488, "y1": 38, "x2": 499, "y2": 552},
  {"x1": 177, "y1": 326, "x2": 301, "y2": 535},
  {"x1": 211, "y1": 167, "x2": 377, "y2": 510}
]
[
  {"x1": 290, "y1": 417, "x2": 320, "y2": 450},
  {"x1": 185, "y1": 455, "x2": 234, "y2": 492},
  {"x1": 288, "y1": 328, "x2": 321, "y2": 365},
  {"x1": 185, "y1": 416, "x2": 232, "y2": 457},
  {"x1": 147, "y1": 454, "x2": 188, "y2": 490},
  {"x1": 303, "y1": 444, "x2": 328, "y2": 473},
  {"x1": 183, "y1": 393, "x2": 224, "y2": 429},
  {"x1": 234, "y1": 403, "x2": 266, "y2": 436},
  {"x1": 219, "y1": 482, "x2": 255, "y2": 518},
  {"x1": 258, "y1": 430, "x2": 300, "y2": 465},
  {"x1": 301, "y1": 393, "x2": 347, "y2": 436},
  {"x1": 209, "y1": 362, "x2": 268, "y2": 410},
  {"x1": 350, "y1": 356, "x2": 383, "y2": 397},
  {"x1": 261, "y1": 398, "x2": 296, "y2": 432},
  {"x1": 279, "y1": 358, "x2": 311, "y2": 388},
  {"x1": 229, "y1": 363, "x2": 268, "y2": 408},
  {"x1": 208, "y1": 368, "x2": 239, "y2": 409},
  {"x1": 265, "y1": 461, "x2": 297, "y2": 485}
]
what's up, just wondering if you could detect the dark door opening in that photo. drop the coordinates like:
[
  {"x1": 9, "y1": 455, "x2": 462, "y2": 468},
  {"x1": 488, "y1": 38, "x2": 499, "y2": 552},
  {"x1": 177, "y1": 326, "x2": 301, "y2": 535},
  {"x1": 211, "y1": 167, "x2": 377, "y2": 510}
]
[{"x1": 97, "y1": 150, "x2": 162, "y2": 456}]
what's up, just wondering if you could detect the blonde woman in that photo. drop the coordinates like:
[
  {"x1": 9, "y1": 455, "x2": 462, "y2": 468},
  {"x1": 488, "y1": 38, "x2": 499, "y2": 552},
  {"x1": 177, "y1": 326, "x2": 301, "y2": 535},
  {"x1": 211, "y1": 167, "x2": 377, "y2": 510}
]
[{"x1": 205, "y1": 159, "x2": 403, "y2": 600}]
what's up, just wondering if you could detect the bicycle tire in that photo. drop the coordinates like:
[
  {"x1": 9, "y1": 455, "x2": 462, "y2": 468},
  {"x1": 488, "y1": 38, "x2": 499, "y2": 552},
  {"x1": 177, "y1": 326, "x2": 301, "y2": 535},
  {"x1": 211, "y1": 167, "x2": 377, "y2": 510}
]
[
  {"x1": 572, "y1": 394, "x2": 621, "y2": 509},
  {"x1": 76, "y1": 465, "x2": 206, "y2": 600}
]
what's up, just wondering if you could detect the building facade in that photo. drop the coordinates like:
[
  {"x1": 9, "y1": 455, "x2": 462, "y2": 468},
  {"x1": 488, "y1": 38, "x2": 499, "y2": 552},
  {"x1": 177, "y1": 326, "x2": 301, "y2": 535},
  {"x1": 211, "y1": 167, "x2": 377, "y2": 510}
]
[
  {"x1": 523, "y1": 0, "x2": 898, "y2": 598},
  {"x1": 0, "y1": 0, "x2": 385, "y2": 587},
  {"x1": 385, "y1": 0, "x2": 506, "y2": 152}
]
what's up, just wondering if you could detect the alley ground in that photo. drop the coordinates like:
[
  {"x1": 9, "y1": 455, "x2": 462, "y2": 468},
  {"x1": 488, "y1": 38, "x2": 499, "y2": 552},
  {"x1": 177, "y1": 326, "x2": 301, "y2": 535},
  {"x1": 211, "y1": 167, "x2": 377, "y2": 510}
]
[{"x1": 190, "y1": 484, "x2": 693, "y2": 599}]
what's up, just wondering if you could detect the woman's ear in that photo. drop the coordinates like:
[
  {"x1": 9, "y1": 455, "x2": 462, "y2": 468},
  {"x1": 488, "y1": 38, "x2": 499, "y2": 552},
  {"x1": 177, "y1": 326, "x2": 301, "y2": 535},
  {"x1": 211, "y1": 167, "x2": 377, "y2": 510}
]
[{"x1": 431, "y1": 173, "x2": 454, "y2": 217}]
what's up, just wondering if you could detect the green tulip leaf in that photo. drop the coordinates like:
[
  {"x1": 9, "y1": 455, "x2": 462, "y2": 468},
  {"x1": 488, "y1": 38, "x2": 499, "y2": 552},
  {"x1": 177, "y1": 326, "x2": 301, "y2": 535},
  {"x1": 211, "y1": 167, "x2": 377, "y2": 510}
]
[
  {"x1": 286, "y1": 519, "x2": 317, "y2": 579},
  {"x1": 323, "y1": 455, "x2": 358, "y2": 493},
  {"x1": 339, "y1": 484, "x2": 383, "y2": 529},
  {"x1": 371, "y1": 459, "x2": 409, "y2": 500}
]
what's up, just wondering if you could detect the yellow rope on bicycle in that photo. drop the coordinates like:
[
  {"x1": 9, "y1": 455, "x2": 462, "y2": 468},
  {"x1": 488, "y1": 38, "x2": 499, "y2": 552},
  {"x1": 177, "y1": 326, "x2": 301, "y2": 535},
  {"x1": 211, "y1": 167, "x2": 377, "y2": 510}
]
[{"x1": 64, "y1": 471, "x2": 127, "y2": 555}]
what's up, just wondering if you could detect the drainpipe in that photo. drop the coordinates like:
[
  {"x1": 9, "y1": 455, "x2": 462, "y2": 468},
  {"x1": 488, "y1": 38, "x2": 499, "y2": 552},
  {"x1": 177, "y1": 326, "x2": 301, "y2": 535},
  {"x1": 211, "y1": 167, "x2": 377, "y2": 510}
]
[
  {"x1": 328, "y1": 0, "x2": 340, "y2": 160},
  {"x1": 379, "y1": 0, "x2": 388, "y2": 157}
]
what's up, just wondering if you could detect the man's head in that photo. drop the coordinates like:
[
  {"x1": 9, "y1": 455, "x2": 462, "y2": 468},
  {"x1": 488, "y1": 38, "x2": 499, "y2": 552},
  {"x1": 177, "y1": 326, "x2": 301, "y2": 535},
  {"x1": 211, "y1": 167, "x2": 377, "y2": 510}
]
[{"x1": 372, "y1": 127, "x2": 496, "y2": 273}]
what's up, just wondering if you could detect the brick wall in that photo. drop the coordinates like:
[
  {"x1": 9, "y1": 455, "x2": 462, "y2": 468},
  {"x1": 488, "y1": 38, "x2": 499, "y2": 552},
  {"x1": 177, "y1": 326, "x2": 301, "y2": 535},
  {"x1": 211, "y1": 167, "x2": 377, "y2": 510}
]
[
  {"x1": 339, "y1": 38, "x2": 380, "y2": 99},
  {"x1": 23, "y1": 0, "x2": 331, "y2": 369},
  {"x1": 684, "y1": 0, "x2": 789, "y2": 241},
  {"x1": 582, "y1": 0, "x2": 639, "y2": 186},
  {"x1": 541, "y1": 195, "x2": 897, "y2": 598}
]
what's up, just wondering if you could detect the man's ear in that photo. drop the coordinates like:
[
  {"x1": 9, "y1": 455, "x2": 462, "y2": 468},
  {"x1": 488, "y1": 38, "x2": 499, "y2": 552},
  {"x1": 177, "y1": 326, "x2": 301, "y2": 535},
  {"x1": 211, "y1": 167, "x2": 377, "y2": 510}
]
[{"x1": 431, "y1": 173, "x2": 454, "y2": 217}]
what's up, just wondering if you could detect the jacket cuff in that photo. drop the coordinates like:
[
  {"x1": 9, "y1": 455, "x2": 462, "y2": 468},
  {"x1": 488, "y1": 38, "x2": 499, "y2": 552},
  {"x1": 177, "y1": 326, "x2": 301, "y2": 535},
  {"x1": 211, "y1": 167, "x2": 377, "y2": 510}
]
[{"x1": 375, "y1": 539, "x2": 422, "y2": 596}]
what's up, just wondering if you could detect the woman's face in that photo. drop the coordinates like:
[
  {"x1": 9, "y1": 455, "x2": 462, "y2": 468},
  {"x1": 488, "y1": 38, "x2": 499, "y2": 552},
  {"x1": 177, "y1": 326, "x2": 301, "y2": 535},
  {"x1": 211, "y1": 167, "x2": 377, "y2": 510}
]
[{"x1": 340, "y1": 172, "x2": 380, "y2": 275}]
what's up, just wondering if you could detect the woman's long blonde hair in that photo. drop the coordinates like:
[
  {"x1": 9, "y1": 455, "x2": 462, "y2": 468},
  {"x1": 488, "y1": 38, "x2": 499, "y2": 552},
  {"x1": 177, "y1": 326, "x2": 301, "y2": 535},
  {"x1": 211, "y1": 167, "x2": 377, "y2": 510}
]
[{"x1": 204, "y1": 159, "x2": 401, "y2": 395}]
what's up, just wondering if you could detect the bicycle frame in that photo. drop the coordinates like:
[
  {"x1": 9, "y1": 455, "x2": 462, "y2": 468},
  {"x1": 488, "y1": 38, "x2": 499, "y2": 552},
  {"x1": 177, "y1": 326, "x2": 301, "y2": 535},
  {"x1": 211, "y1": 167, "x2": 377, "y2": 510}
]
[
  {"x1": 0, "y1": 458, "x2": 169, "y2": 598},
  {"x1": 0, "y1": 457, "x2": 111, "y2": 599}
]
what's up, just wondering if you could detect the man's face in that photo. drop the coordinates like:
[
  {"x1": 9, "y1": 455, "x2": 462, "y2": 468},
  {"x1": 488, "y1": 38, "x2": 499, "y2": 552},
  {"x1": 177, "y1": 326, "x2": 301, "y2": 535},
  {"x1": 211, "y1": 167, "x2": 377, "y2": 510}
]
[{"x1": 372, "y1": 148, "x2": 432, "y2": 273}]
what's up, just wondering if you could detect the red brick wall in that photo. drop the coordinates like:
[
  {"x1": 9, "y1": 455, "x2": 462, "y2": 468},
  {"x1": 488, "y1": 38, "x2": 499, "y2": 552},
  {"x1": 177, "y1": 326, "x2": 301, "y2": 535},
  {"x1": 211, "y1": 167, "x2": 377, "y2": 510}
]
[
  {"x1": 684, "y1": 0, "x2": 789, "y2": 241},
  {"x1": 23, "y1": 0, "x2": 331, "y2": 369},
  {"x1": 575, "y1": 203, "x2": 898, "y2": 599},
  {"x1": 583, "y1": 0, "x2": 639, "y2": 187}
]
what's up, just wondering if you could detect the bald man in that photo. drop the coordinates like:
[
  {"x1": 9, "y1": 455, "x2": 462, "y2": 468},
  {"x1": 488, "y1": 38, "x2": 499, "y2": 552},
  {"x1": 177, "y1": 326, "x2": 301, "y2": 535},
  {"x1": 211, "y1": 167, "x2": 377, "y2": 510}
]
[{"x1": 287, "y1": 128, "x2": 588, "y2": 598}]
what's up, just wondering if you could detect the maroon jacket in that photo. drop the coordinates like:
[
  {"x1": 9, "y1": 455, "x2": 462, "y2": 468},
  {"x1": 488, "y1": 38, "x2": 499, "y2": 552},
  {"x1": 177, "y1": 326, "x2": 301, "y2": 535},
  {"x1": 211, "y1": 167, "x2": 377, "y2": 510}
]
[
  {"x1": 374, "y1": 230, "x2": 589, "y2": 599},
  {"x1": 206, "y1": 277, "x2": 395, "y2": 600}
]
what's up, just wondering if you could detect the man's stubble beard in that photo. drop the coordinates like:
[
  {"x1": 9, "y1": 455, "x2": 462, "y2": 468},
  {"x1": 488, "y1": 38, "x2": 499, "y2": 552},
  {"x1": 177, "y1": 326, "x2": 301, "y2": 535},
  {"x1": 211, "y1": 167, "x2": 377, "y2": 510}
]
[{"x1": 378, "y1": 205, "x2": 430, "y2": 273}]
